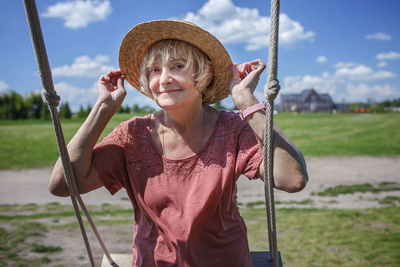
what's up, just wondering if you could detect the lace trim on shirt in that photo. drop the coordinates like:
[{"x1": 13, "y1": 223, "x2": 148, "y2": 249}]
[{"x1": 120, "y1": 111, "x2": 258, "y2": 176}]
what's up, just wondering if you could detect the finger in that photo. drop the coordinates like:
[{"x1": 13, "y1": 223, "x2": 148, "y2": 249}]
[
  {"x1": 237, "y1": 64, "x2": 249, "y2": 79},
  {"x1": 117, "y1": 75, "x2": 125, "y2": 89},
  {"x1": 99, "y1": 74, "x2": 108, "y2": 83},
  {"x1": 238, "y1": 62, "x2": 251, "y2": 73},
  {"x1": 111, "y1": 75, "x2": 117, "y2": 86},
  {"x1": 247, "y1": 59, "x2": 266, "y2": 74},
  {"x1": 238, "y1": 61, "x2": 259, "y2": 79}
]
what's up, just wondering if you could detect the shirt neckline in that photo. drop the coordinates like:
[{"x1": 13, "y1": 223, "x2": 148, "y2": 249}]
[{"x1": 145, "y1": 110, "x2": 225, "y2": 162}]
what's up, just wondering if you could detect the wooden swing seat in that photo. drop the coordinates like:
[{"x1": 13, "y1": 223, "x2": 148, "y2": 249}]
[{"x1": 101, "y1": 251, "x2": 282, "y2": 267}]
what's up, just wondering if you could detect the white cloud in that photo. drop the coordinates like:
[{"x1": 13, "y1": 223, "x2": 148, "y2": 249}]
[
  {"x1": 377, "y1": 61, "x2": 388, "y2": 68},
  {"x1": 180, "y1": 0, "x2": 315, "y2": 51},
  {"x1": 345, "y1": 83, "x2": 400, "y2": 102},
  {"x1": 279, "y1": 14, "x2": 315, "y2": 47},
  {"x1": 283, "y1": 62, "x2": 398, "y2": 102},
  {"x1": 334, "y1": 63, "x2": 396, "y2": 81},
  {"x1": 54, "y1": 82, "x2": 98, "y2": 111},
  {"x1": 198, "y1": 0, "x2": 236, "y2": 20},
  {"x1": 283, "y1": 73, "x2": 335, "y2": 95},
  {"x1": 316, "y1": 56, "x2": 327, "y2": 63},
  {"x1": 0, "y1": 80, "x2": 9, "y2": 93},
  {"x1": 52, "y1": 55, "x2": 114, "y2": 78},
  {"x1": 42, "y1": 0, "x2": 111, "y2": 29},
  {"x1": 376, "y1": 52, "x2": 400, "y2": 61},
  {"x1": 335, "y1": 65, "x2": 373, "y2": 79},
  {"x1": 334, "y1": 62, "x2": 357, "y2": 69},
  {"x1": 365, "y1": 32, "x2": 392, "y2": 41}
]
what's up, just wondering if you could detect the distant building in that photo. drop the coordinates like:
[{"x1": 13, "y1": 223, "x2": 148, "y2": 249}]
[
  {"x1": 333, "y1": 103, "x2": 349, "y2": 113},
  {"x1": 280, "y1": 89, "x2": 334, "y2": 113}
]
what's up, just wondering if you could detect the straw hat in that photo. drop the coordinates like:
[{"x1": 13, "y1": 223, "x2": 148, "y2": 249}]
[{"x1": 119, "y1": 20, "x2": 232, "y2": 105}]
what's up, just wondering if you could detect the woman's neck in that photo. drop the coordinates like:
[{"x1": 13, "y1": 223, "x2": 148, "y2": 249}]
[
  {"x1": 150, "y1": 104, "x2": 220, "y2": 159},
  {"x1": 162, "y1": 103, "x2": 206, "y2": 135}
]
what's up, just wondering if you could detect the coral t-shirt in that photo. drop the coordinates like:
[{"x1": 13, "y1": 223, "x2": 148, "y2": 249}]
[{"x1": 92, "y1": 110, "x2": 262, "y2": 267}]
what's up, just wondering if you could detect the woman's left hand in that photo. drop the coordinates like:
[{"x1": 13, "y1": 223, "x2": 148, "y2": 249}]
[{"x1": 230, "y1": 59, "x2": 266, "y2": 110}]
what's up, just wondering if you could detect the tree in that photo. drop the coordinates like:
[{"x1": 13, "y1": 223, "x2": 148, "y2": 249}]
[
  {"x1": 132, "y1": 104, "x2": 140, "y2": 113},
  {"x1": 25, "y1": 93, "x2": 43, "y2": 119},
  {"x1": 0, "y1": 91, "x2": 27, "y2": 119},
  {"x1": 85, "y1": 104, "x2": 92, "y2": 117},
  {"x1": 76, "y1": 105, "x2": 86, "y2": 118},
  {"x1": 40, "y1": 103, "x2": 51, "y2": 120},
  {"x1": 59, "y1": 102, "x2": 72, "y2": 119}
]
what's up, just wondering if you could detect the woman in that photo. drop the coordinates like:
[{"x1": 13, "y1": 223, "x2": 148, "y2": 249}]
[{"x1": 49, "y1": 20, "x2": 308, "y2": 266}]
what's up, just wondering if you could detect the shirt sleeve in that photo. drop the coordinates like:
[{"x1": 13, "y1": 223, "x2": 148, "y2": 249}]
[
  {"x1": 92, "y1": 121, "x2": 129, "y2": 195},
  {"x1": 234, "y1": 115, "x2": 263, "y2": 180}
]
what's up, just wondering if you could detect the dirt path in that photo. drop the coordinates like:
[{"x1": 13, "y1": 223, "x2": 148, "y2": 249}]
[{"x1": 1, "y1": 156, "x2": 399, "y2": 209}]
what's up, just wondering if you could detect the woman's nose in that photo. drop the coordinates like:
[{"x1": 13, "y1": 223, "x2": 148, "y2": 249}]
[{"x1": 159, "y1": 67, "x2": 173, "y2": 86}]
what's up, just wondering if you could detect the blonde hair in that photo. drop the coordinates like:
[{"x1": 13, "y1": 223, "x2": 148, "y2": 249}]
[{"x1": 139, "y1": 39, "x2": 214, "y2": 100}]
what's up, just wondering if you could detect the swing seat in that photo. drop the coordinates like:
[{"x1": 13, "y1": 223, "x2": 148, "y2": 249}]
[
  {"x1": 250, "y1": 251, "x2": 283, "y2": 267},
  {"x1": 101, "y1": 251, "x2": 282, "y2": 267},
  {"x1": 101, "y1": 254, "x2": 133, "y2": 267}
]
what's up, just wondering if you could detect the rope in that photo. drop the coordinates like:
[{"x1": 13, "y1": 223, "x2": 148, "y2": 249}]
[
  {"x1": 23, "y1": 1, "x2": 118, "y2": 266},
  {"x1": 264, "y1": 0, "x2": 281, "y2": 266}
]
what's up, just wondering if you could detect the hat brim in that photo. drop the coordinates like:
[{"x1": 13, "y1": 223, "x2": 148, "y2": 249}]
[{"x1": 119, "y1": 20, "x2": 232, "y2": 105}]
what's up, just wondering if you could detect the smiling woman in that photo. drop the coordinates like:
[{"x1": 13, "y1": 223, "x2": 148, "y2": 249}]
[{"x1": 45, "y1": 19, "x2": 308, "y2": 267}]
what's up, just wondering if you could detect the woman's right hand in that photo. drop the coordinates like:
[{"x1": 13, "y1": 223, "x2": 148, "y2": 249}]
[{"x1": 97, "y1": 69, "x2": 127, "y2": 111}]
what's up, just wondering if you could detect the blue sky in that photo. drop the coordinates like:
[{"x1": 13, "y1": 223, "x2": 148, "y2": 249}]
[{"x1": 1, "y1": 0, "x2": 399, "y2": 111}]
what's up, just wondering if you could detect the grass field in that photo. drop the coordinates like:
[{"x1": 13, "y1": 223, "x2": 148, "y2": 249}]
[
  {"x1": 0, "y1": 112, "x2": 399, "y2": 169},
  {"x1": 274, "y1": 113, "x2": 400, "y2": 156},
  {"x1": 0, "y1": 113, "x2": 138, "y2": 170},
  {"x1": 0, "y1": 203, "x2": 399, "y2": 266}
]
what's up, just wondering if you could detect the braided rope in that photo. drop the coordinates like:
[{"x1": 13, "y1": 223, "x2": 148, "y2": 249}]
[
  {"x1": 264, "y1": 0, "x2": 281, "y2": 266},
  {"x1": 23, "y1": 1, "x2": 118, "y2": 266}
]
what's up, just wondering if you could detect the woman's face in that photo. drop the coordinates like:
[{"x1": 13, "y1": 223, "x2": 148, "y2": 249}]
[{"x1": 148, "y1": 56, "x2": 201, "y2": 109}]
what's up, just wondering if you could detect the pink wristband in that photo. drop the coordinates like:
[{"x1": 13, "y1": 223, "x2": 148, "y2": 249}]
[{"x1": 239, "y1": 102, "x2": 266, "y2": 120}]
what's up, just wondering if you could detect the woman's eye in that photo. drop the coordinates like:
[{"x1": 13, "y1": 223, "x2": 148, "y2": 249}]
[
  {"x1": 173, "y1": 62, "x2": 185, "y2": 70},
  {"x1": 149, "y1": 67, "x2": 159, "y2": 73}
]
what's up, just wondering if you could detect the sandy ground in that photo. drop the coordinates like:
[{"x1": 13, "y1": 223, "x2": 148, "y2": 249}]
[
  {"x1": 1, "y1": 156, "x2": 399, "y2": 209},
  {"x1": 1, "y1": 156, "x2": 399, "y2": 266}
]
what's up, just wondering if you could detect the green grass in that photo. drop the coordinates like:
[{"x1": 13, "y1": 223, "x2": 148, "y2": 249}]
[
  {"x1": 243, "y1": 206, "x2": 400, "y2": 266},
  {"x1": 0, "y1": 113, "x2": 399, "y2": 169},
  {"x1": 274, "y1": 113, "x2": 400, "y2": 156},
  {"x1": 1, "y1": 203, "x2": 399, "y2": 266},
  {"x1": 275, "y1": 199, "x2": 314, "y2": 205},
  {"x1": 31, "y1": 243, "x2": 62, "y2": 253},
  {"x1": 0, "y1": 204, "x2": 133, "y2": 222},
  {"x1": 314, "y1": 182, "x2": 400, "y2": 197},
  {"x1": 246, "y1": 199, "x2": 314, "y2": 208},
  {"x1": 0, "y1": 113, "x2": 141, "y2": 169},
  {"x1": 379, "y1": 196, "x2": 400, "y2": 205},
  {"x1": 0, "y1": 203, "x2": 133, "y2": 266},
  {"x1": 0, "y1": 222, "x2": 51, "y2": 266}
]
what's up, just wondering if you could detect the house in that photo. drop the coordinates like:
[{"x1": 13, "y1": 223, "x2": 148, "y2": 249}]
[{"x1": 280, "y1": 89, "x2": 334, "y2": 113}]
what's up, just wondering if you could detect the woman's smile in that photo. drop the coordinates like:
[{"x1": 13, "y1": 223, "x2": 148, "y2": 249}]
[{"x1": 158, "y1": 88, "x2": 183, "y2": 94}]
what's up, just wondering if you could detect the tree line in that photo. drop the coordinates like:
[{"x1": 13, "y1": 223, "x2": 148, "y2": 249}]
[
  {"x1": 0, "y1": 91, "x2": 51, "y2": 120},
  {"x1": 347, "y1": 98, "x2": 400, "y2": 113},
  {"x1": 0, "y1": 90, "x2": 159, "y2": 120}
]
